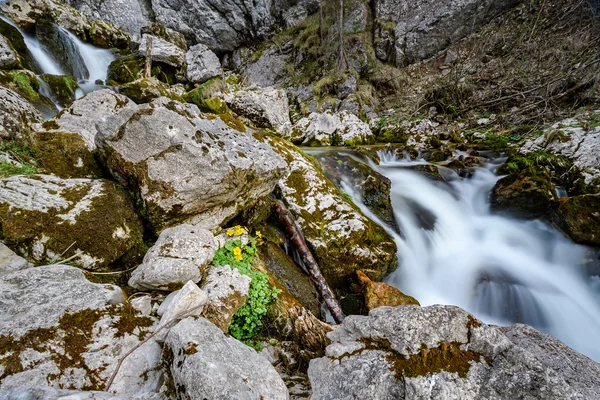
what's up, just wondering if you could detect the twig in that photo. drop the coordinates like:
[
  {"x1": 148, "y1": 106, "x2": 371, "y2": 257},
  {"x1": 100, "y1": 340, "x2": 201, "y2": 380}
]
[
  {"x1": 86, "y1": 265, "x2": 139, "y2": 275},
  {"x1": 50, "y1": 241, "x2": 77, "y2": 264},
  {"x1": 104, "y1": 303, "x2": 206, "y2": 391},
  {"x1": 55, "y1": 251, "x2": 82, "y2": 265}
]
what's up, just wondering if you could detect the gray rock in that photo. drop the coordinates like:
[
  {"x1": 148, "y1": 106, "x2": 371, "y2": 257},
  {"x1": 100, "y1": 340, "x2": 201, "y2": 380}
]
[
  {"x1": 238, "y1": 46, "x2": 289, "y2": 87},
  {"x1": 119, "y1": 77, "x2": 175, "y2": 104},
  {"x1": 0, "y1": 86, "x2": 42, "y2": 139},
  {"x1": 0, "y1": 387, "x2": 162, "y2": 399},
  {"x1": 96, "y1": 99, "x2": 288, "y2": 234},
  {"x1": 164, "y1": 317, "x2": 289, "y2": 399},
  {"x1": 156, "y1": 281, "x2": 208, "y2": 342},
  {"x1": 0, "y1": 174, "x2": 144, "y2": 269},
  {"x1": 0, "y1": 34, "x2": 20, "y2": 70},
  {"x1": 42, "y1": 89, "x2": 135, "y2": 150},
  {"x1": 200, "y1": 265, "x2": 251, "y2": 332},
  {"x1": 374, "y1": 0, "x2": 521, "y2": 66},
  {"x1": 129, "y1": 224, "x2": 215, "y2": 291},
  {"x1": 226, "y1": 88, "x2": 292, "y2": 135},
  {"x1": 138, "y1": 34, "x2": 185, "y2": 67},
  {"x1": 308, "y1": 305, "x2": 600, "y2": 400},
  {"x1": 185, "y1": 43, "x2": 222, "y2": 84},
  {"x1": 0, "y1": 265, "x2": 162, "y2": 394},
  {"x1": 291, "y1": 111, "x2": 374, "y2": 146},
  {"x1": 141, "y1": 22, "x2": 188, "y2": 51},
  {"x1": 0, "y1": 242, "x2": 32, "y2": 274},
  {"x1": 336, "y1": 75, "x2": 357, "y2": 100},
  {"x1": 150, "y1": 0, "x2": 274, "y2": 53}
]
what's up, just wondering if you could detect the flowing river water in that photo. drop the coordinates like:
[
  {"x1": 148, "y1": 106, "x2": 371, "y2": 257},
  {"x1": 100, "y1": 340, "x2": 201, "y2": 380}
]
[{"x1": 311, "y1": 148, "x2": 600, "y2": 362}]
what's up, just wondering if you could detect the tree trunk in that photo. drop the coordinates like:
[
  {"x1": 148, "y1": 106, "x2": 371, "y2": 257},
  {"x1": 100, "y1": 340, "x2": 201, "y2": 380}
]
[
  {"x1": 336, "y1": 0, "x2": 347, "y2": 71},
  {"x1": 144, "y1": 36, "x2": 153, "y2": 78},
  {"x1": 273, "y1": 199, "x2": 345, "y2": 324}
]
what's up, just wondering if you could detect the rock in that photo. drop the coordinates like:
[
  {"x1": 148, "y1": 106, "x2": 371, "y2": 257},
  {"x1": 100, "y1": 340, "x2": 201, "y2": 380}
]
[
  {"x1": 96, "y1": 99, "x2": 288, "y2": 233},
  {"x1": 138, "y1": 34, "x2": 185, "y2": 68},
  {"x1": 129, "y1": 224, "x2": 215, "y2": 291},
  {"x1": 185, "y1": 43, "x2": 222, "y2": 84},
  {"x1": 118, "y1": 77, "x2": 175, "y2": 103},
  {"x1": 156, "y1": 281, "x2": 208, "y2": 335},
  {"x1": 0, "y1": 242, "x2": 31, "y2": 274},
  {"x1": 520, "y1": 113, "x2": 600, "y2": 194},
  {"x1": 39, "y1": 74, "x2": 78, "y2": 106},
  {"x1": 107, "y1": 54, "x2": 145, "y2": 84},
  {"x1": 0, "y1": 34, "x2": 20, "y2": 70},
  {"x1": 0, "y1": 264, "x2": 162, "y2": 394},
  {"x1": 237, "y1": 46, "x2": 289, "y2": 87},
  {"x1": 0, "y1": 86, "x2": 42, "y2": 139},
  {"x1": 267, "y1": 137, "x2": 397, "y2": 289},
  {"x1": 374, "y1": 0, "x2": 522, "y2": 66},
  {"x1": 0, "y1": 175, "x2": 144, "y2": 269},
  {"x1": 0, "y1": 0, "x2": 90, "y2": 36},
  {"x1": 308, "y1": 305, "x2": 600, "y2": 400},
  {"x1": 88, "y1": 19, "x2": 130, "y2": 49},
  {"x1": 0, "y1": 387, "x2": 161, "y2": 399},
  {"x1": 141, "y1": 22, "x2": 188, "y2": 51},
  {"x1": 552, "y1": 195, "x2": 600, "y2": 247},
  {"x1": 356, "y1": 270, "x2": 419, "y2": 312},
  {"x1": 336, "y1": 74, "x2": 357, "y2": 100},
  {"x1": 64, "y1": 0, "x2": 153, "y2": 40},
  {"x1": 35, "y1": 20, "x2": 89, "y2": 81},
  {"x1": 39, "y1": 89, "x2": 135, "y2": 150},
  {"x1": 29, "y1": 130, "x2": 103, "y2": 178},
  {"x1": 183, "y1": 77, "x2": 227, "y2": 110},
  {"x1": 226, "y1": 87, "x2": 292, "y2": 135},
  {"x1": 315, "y1": 152, "x2": 399, "y2": 232},
  {"x1": 151, "y1": 0, "x2": 275, "y2": 53},
  {"x1": 0, "y1": 69, "x2": 58, "y2": 118},
  {"x1": 200, "y1": 265, "x2": 251, "y2": 333},
  {"x1": 292, "y1": 111, "x2": 374, "y2": 146},
  {"x1": 490, "y1": 168, "x2": 556, "y2": 219},
  {"x1": 164, "y1": 317, "x2": 289, "y2": 399}
]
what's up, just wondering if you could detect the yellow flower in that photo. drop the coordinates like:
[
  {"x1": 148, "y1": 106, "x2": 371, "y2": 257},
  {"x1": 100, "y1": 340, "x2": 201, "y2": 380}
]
[
  {"x1": 226, "y1": 229, "x2": 234, "y2": 237},
  {"x1": 233, "y1": 247, "x2": 243, "y2": 261},
  {"x1": 256, "y1": 230, "x2": 262, "y2": 239},
  {"x1": 234, "y1": 225, "x2": 245, "y2": 236}
]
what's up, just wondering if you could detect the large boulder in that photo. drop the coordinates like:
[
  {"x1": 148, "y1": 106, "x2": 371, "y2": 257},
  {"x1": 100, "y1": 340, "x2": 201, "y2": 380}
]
[
  {"x1": 118, "y1": 77, "x2": 176, "y2": 103},
  {"x1": 164, "y1": 317, "x2": 289, "y2": 399},
  {"x1": 291, "y1": 110, "x2": 374, "y2": 146},
  {"x1": 0, "y1": 175, "x2": 144, "y2": 269},
  {"x1": 0, "y1": 264, "x2": 162, "y2": 394},
  {"x1": 129, "y1": 224, "x2": 216, "y2": 291},
  {"x1": 0, "y1": 0, "x2": 90, "y2": 36},
  {"x1": 150, "y1": 0, "x2": 274, "y2": 53},
  {"x1": 96, "y1": 98, "x2": 288, "y2": 233},
  {"x1": 0, "y1": 242, "x2": 31, "y2": 274},
  {"x1": 226, "y1": 87, "x2": 292, "y2": 135},
  {"x1": 308, "y1": 305, "x2": 600, "y2": 399},
  {"x1": 374, "y1": 0, "x2": 522, "y2": 66},
  {"x1": 141, "y1": 22, "x2": 188, "y2": 51},
  {"x1": 267, "y1": 137, "x2": 397, "y2": 289},
  {"x1": 0, "y1": 34, "x2": 21, "y2": 70},
  {"x1": 138, "y1": 34, "x2": 185, "y2": 68},
  {"x1": 552, "y1": 195, "x2": 600, "y2": 247},
  {"x1": 185, "y1": 43, "x2": 222, "y2": 84},
  {"x1": 0, "y1": 86, "x2": 42, "y2": 139}
]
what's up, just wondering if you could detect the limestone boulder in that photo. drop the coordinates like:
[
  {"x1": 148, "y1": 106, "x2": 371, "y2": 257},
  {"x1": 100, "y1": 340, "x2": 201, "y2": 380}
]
[
  {"x1": 129, "y1": 224, "x2": 215, "y2": 291},
  {"x1": 226, "y1": 87, "x2": 292, "y2": 135},
  {"x1": 552, "y1": 195, "x2": 600, "y2": 247},
  {"x1": 291, "y1": 110, "x2": 374, "y2": 146},
  {"x1": 138, "y1": 34, "x2": 185, "y2": 68},
  {"x1": 0, "y1": 86, "x2": 42, "y2": 139},
  {"x1": 0, "y1": 175, "x2": 144, "y2": 269},
  {"x1": 185, "y1": 43, "x2": 222, "y2": 84},
  {"x1": 0, "y1": 34, "x2": 20, "y2": 70}
]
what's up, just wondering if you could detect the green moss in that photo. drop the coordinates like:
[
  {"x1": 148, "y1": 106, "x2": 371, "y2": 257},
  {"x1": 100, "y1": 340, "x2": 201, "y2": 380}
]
[
  {"x1": 219, "y1": 113, "x2": 246, "y2": 132},
  {"x1": 111, "y1": 302, "x2": 154, "y2": 339},
  {"x1": 39, "y1": 74, "x2": 79, "y2": 105},
  {"x1": 200, "y1": 97, "x2": 230, "y2": 114},
  {"x1": 184, "y1": 77, "x2": 226, "y2": 106},
  {"x1": 0, "y1": 70, "x2": 40, "y2": 101}
]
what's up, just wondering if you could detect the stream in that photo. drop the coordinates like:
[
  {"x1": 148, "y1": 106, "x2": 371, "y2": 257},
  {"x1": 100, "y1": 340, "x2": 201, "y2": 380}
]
[{"x1": 311, "y1": 148, "x2": 600, "y2": 362}]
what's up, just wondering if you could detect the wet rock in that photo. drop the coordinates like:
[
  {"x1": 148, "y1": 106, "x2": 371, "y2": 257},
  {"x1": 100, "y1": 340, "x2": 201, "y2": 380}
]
[
  {"x1": 356, "y1": 270, "x2": 419, "y2": 312},
  {"x1": 129, "y1": 224, "x2": 215, "y2": 291},
  {"x1": 0, "y1": 34, "x2": 21, "y2": 70},
  {"x1": 96, "y1": 98, "x2": 288, "y2": 233},
  {"x1": 107, "y1": 54, "x2": 145, "y2": 84},
  {"x1": 39, "y1": 74, "x2": 78, "y2": 106},
  {"x1": 138, "y1": 34, "x2": 185, "y2": 68},
  {"x1": 0, "y1": 86, "x2": 42, "y2": 139},
  {"x1": 0, "y1": 264, "x2": 161, "y2": 394},
  {"x1": 118, "y1": 77, "x2": 176, "y2": 103},
  {"x1": 0, "y1": 175, "x2": 144, "y2": 269},
  {"x1": 292, "y1": 110, "x2": 374, "y2": 146},
  {"x1": 552, "y1": 195, "x2": 600, "y2": 247},
  {"x1": 36, "y1": 20, "x2": 89, "y2": 80},
  {"x1": 40, "y1": 89, "x2": 135, "y2": 150},
  {"x1": 0, "y1": 69, "x2": 57, "y2": 117},
  {"x1": 374, "y1": 0, "x2": 521, "y2": 66},
  {"x1": 88, "y1": 19, "x2": 130, "y2": 49},
  {"x1": 268, "y1": 137, "x2": 396, "y2": 289},
  {"x1": 185, "y1": 43, "x2": 222, "y2": 84},
  {"x1": 226, "y1": 87, "x2": 292, "y2": 135},
  {"x1": 490, "y1": 168, "x2": 556, "y2": 219},
  {"x1": 316, "y1": 152, "x2": 398, "y2": 232},
  {"x1": 308, "y1": 305, "x2": 600, "y2": 399},
  {"x1": 200, "y1": 265, "x2": 251, "y2": 333},
  {"x1": 0, "y1": 19, "x2": 38, "y2": 72},
  {"x1": 141, "y1": 22, "x2": 187, "y2": 51},
  {"x1": 164, "y1": 317, "x2": 289, "y2": 399},
  {"x1": 0, "y1": 242, "x2": 31, "y2": 274}
]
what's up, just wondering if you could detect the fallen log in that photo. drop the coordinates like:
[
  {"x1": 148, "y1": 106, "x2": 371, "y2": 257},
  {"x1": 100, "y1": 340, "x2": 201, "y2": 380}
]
[{"x1": 273, "y1": 199, "x2": 345, "y2": 323}]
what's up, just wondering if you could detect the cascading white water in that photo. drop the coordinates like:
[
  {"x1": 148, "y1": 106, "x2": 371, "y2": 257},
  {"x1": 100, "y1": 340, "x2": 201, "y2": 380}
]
[
  {"x1": 59, "y1": 27, "x2": 115, "y2": 85},
  {"x1": 335, "y1": 149, "x2": 600, "y2": 361}
]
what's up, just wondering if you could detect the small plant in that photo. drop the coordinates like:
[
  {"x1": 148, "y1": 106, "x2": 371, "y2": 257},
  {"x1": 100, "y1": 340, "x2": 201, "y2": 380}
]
[
  {"x1": 212, "y1": 230, "x2": 281, "y2": 343},
  {"x1": 0, "y1": 140, "x2": 39, "y2": 177}
]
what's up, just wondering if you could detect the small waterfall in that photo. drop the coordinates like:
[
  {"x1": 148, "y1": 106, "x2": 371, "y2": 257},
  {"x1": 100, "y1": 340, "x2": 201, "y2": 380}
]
[
  {"x1": 315, "y1": 148, "x2": 600, "y2": 362},
  {"x1": 59, "y1": 27, "x2": 115, "y2": 85}
]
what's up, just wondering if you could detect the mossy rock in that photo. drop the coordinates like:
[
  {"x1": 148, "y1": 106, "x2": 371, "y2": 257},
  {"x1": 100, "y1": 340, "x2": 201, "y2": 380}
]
[
  {"x1": 0, "y1": 175, "x2": 144, "y2": 270},
  {"x1": 108, "y1": 54, "x2": 145, "y2": 84},
  {"x1": 552, "y1": 194, "x2": 600, "y2": 247},
  {"x1": 29, "y1": 130, "x2": 102, "y2": 178},
  {"x1": 356, "y1": 270, "x2": 419, "y2": 313},
  {"x1": 0, "y1": 69, "x2": 58, "y2": 118},
  {"x1": 39, "y1": 74, "x2": 79, "y2": 106},
  {"x1": 119, "y1": 77, "x2": 179, "y2": 104},
  {"x1": 88, "y1": 20, "x2": 130, "y2": 49},
  {"x1": 184, "y1": 77, "x2": 226, "y2": 106},
  {"x1": 0, "y1": 18, "x2": 37, "y2": 72},
  {"x1": 198, "y1": 97, "x2": 230, "y2": 114}
]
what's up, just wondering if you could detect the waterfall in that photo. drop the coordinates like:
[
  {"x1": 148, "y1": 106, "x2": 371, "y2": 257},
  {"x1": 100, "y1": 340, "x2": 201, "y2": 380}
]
[
  {"x1": 58, "y1": 27, "x2": 115, "y2": 85},
  {"x1": 313, "y1": 149, "x2": 600, "y2": 362}
]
